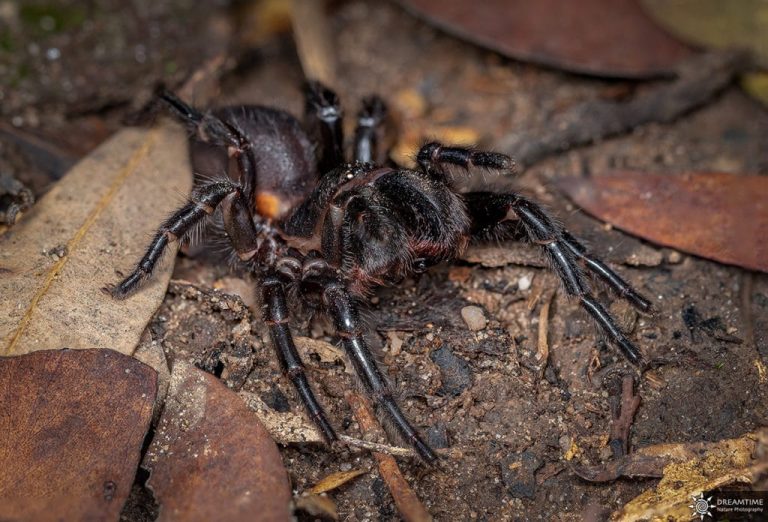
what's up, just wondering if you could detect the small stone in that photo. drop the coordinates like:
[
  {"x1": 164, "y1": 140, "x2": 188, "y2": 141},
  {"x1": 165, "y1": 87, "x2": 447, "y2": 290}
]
[
  {"x1": 387, "y1": 331, "x2": 404, "y2": 356},
  {"x1": 667, "y1": 250, "x2": 683, "y2": 264},
  {"x1": 518, "y1": 274, "x2": 532, "y2": 291},
  {"x1": 500, "y1": 451, "x2": 542, "y2": 499},
  {"x1": 427, "y1": 423, "x2": 449, "y2": 449},
  {"x1": 430, "y1": 346, "x2": 473, "y2": 396},
  {"x1": 461, "y1": 306, "x2": 487, "y2": 331}
]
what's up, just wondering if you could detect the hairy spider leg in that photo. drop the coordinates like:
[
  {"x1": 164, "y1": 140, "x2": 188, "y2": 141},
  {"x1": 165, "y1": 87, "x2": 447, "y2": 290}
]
[
  {"x1": 353, "y1": 95, "x2": 389, "y2": 164},
  {"x1": 463, "y1": 191, "x2": 646, "y2": 364},
  {"x1": 159, "y1": 90, "x2": 258, "y2": 194},
  {"x1": 262, "y1": 272, "x2": 337, "y2": 442},
  {"x1": 304, "y1": 81, "x2": 344, "y2": 175},
  {"x1": 107, "y1": 181, "x2": 260, "y2": 298},
  {"x1": 304, "y1": 271, "x2": 438, "y2": 463},
  {"x1": 559, "y1": 232, "x2": 652, "y2": 312},
  {"x1": 416, "y1": 141, "x2": 514, "y2": 176}
]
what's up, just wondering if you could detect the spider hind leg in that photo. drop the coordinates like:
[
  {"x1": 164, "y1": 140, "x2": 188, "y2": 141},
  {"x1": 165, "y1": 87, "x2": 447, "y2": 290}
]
[{"x1": 464, "y1": 191, "x2": 650, "y2": 365}]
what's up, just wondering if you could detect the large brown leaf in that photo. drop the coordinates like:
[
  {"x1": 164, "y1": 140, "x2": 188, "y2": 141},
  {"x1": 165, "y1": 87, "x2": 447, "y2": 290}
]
[
  {"x1": 398, "y1": 0, "x2": 693, "y2": 78},
  {"x1": 0, "y1": 124, "x2": 192, "y2": 356},
  {"x1": 558, "y1": 171, "x2": 768, "y2": 273},
  {"x1": 144, "y1": 362, "x2": 292, "y2": 522},
  {"x1": 0, "y1": 348, "x2": 157, "y2": 521}
]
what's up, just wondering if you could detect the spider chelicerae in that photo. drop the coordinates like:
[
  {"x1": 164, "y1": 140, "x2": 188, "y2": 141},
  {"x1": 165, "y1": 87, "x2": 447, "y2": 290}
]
[{"x1": 107, "y1": 81, "x2": 651, "y2": 464}]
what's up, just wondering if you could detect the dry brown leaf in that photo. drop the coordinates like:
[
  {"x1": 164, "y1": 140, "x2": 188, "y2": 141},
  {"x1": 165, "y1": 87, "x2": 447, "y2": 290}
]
[
  {"x1": 291, "y1": 0, "x2": 336, "y2": 86},
  {"x1": 558, "y1": 171, "x2": 768, "y2": 273},
  {"x1": 310, "y1": 469, "x2": 367, "y2": 495},
  {"x1": 145, "y1": 362, "x2": 291, "y2": 522},
  {"x1": 0, "y1": 348, "x2": 157, "y2": 522},
  {"x1": 0, "y1": 124, "x2": 192, "y2": 356},
  {"x1": 610, "y1": 430, "x2": 768, "y2": 521},
  {"x1": 399, "y1": 0, "x2": 692, "y2": 78}
]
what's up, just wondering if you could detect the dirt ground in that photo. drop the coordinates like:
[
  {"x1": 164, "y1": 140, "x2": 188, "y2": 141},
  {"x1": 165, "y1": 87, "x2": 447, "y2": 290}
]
[{"x1": 4, "y1": 1, "x2": 768, "y2": 520}]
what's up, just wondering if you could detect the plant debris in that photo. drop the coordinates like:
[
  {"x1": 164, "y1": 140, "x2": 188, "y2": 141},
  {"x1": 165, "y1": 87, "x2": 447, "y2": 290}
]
[{"x1": 0, "y1": 124, "x2": 191, "y2": 356}]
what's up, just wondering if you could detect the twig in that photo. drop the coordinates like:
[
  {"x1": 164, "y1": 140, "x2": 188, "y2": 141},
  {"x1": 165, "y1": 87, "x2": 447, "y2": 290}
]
[
  {"x1": 535, "y1": 291, "x2": 554, "y2": 378},
  {"x1": 338, "y1": 434, "x2": 418, "y2": 458},
  {"x1": 345, "y1": 392, "x2": 432, "y2": 522},
  {"x1": 501, "y1": 50, "x2": 747, "y2": 171},
  {"x1": 609, "y1": 375, "x2": 641, "y2": 458},
  {"x1": 339, "y1": 434, "x2": 460, "y2": 459}
]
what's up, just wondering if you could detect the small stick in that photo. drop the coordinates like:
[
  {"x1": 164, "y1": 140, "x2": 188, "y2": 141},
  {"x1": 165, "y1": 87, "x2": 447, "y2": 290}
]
[
  {"x1": 339, "y1": 434, "x2": 460, "y2": 460},
  {"x1": 609, "y1": 375, "x2": 641, "y2": 458},
  {"x1": 345, "y1": 392, "x2": 432, "y2": 522},
  {"x1": 535, "y1": 291, "x2": 554, "y2": 378}
]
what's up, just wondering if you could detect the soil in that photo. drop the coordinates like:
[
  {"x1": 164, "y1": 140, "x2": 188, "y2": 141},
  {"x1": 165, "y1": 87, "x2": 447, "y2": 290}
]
[{"x1": 4, "y1": 1, "x2": 767, "y2": 520}]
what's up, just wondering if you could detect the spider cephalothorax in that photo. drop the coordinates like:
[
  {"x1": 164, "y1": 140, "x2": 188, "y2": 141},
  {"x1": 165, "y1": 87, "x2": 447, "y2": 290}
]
[{"x1": 107, "y1": 81, "x2": 651, "y2": 463}]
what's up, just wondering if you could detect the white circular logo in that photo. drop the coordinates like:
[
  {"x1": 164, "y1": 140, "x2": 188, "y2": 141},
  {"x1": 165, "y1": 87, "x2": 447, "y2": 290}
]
[{"x1": 690, "y1": 493, "x2": 714, "y2": 520}]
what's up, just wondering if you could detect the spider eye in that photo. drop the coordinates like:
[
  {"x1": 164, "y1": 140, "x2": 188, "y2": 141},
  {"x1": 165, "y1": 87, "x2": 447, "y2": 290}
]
[{"x1": 413, "y1": 258, "x2": 429, "y2": 273}]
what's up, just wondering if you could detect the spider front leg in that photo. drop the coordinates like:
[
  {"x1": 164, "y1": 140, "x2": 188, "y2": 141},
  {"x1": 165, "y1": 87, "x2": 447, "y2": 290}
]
[
  {"x1": 261, "y1": 267, "x2": 337, "y2": 442},
  {"x1": 301, "y1": 266, "x2": 438, "y2": 464},
  {"x1": 106, "y1": 181, "x2": 259, "y2": 298},
  {"x1": 304, "y1": 81, "x2": 344, "y2": 175},
  {"x1": 353, "y1": 95, "x2": 389, "y2": 164},
  {"x1": 464, "y1": 191, "x2": 650, "y2": 365}
]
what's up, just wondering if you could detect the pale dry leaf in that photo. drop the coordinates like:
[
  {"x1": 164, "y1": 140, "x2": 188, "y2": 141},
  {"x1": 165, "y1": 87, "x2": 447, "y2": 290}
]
[
  {"x1": 310, "y1": 469, "x2": 367, "y2": 495},
  {"x1": 0, "y1": 124, "x2": 192, "y2": 356},
  {"x1": 295, "y1": 335, "x2": 345, "y2": 364}
]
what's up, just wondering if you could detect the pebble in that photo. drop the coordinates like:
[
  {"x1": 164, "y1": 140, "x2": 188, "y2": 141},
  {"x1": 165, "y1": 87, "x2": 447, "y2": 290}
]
[
  {"x1": 500, "y1": 451, "x2": 542, "y2": 499},
  {"x1": 518, "y1": 274, "x2": 532, "y2": 291},
  {"x1": 667, "y1": 250, "x2": 683, "y2": 264},
  {"x1": 430, "y1": 347, "x2": 473, "y2": 396},
  {"x1": 461, "y1": 305, "x2": 487, "y2": 331}
]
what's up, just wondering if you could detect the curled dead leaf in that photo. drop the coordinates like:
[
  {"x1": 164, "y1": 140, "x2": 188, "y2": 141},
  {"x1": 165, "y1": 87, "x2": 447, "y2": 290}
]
[
  {"x1": 310, "y1": 469, "x2": 367, "y2": 495},
  {"x1": 399, "y1": 0, "x2": 692, "y2": 78}
]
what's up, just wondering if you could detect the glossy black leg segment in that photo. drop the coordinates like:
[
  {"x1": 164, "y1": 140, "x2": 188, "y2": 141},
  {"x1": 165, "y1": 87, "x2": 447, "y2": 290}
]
[
  {"x1": 262, "y1": 274, "x2": 337, "y2": 442},
  {"x1": 417, "y1": 142, "x2": 513, "y2": 176},
  {"x1": 321, "y1": 280, "x2": 437, "y2": 463},
  {"x1": 561, "y1": 232, "x2": 652, "y2": 312},
  {"x1": 465, "y1": 191, "x2": 647, "y2": 364},
  {"x1": 108, "y1": 180, "x2": 263, "y2": 298},
  {"x1": 160, "y1": 90, "x2": 244, "y2": 150},
  {"x1": 304, "y1": 81, "x2": 344, "y2": 175},
  {"x1": 354, "y1": 96, "x2": 388, "y2": 164}
]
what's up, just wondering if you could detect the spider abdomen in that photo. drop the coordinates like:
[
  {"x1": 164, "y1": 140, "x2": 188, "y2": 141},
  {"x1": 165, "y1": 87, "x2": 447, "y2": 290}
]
[{"x1": 189, "y1": 105, "x2": 317, "y2": 220}]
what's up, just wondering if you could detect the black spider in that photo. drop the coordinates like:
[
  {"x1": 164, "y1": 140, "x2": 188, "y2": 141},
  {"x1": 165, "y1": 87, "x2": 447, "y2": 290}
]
[{"x1": 106, "y1": 81, "x2": 651, "y2": 464}]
